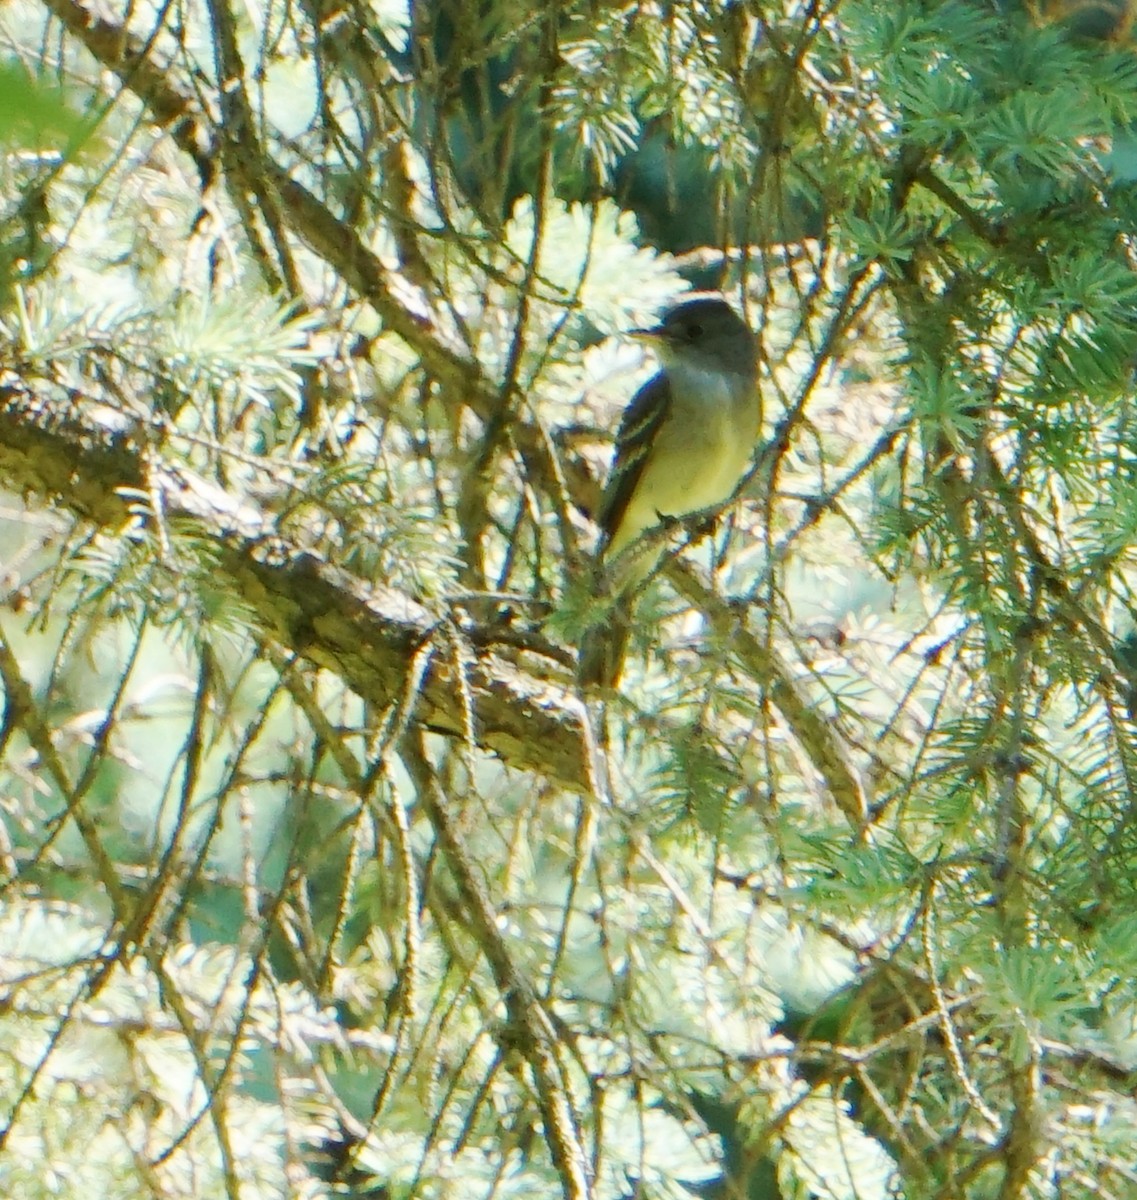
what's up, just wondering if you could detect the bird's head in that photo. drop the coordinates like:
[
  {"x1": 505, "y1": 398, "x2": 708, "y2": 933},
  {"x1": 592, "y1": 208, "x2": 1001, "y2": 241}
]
[{"x1": 630, "y1": 297, "x2": 757, "y2": 382}]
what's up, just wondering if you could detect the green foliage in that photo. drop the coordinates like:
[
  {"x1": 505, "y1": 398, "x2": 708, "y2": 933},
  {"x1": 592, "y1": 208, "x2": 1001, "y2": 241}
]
[
  {"x1": 0, "y1": 900, "x2": 351, "y2": 1199},
  {"x1": 7, "y1": 1, "x2": 1137, "y2": 1199},
  {"x1": 779, "y1": 1089, "x2": 899, "y2": 1200},
  {"x1": 0, "y1": 59, "x2": 91, "y2": 153}
]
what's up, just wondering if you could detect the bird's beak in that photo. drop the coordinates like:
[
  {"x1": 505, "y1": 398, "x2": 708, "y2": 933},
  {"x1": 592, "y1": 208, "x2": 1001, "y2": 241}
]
[{"x1": 626, "y1": 326, "x2": 665, "y2": 345}]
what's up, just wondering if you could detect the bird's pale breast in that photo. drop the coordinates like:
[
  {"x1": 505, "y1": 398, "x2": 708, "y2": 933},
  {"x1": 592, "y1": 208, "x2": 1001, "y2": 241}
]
[{"x1": 606, "y1": 365, "x2": 758, "y2": 558}]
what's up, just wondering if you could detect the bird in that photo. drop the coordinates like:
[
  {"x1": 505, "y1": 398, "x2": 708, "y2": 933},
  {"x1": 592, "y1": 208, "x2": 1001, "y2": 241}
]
[{"x1": 577, "y1": 296, "x2": 761, "y2": 689}]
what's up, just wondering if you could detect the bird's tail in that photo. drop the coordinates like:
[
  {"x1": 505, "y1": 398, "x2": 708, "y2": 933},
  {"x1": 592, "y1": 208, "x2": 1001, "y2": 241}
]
[{"x1": 577, "y1": 602, "x2": 633, "y2": 690}]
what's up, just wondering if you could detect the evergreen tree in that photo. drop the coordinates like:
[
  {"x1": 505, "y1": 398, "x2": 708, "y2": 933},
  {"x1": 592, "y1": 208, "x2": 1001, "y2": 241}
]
[{"x1": 0, "y1": 1, "x2": 1136, "y2": 1197}]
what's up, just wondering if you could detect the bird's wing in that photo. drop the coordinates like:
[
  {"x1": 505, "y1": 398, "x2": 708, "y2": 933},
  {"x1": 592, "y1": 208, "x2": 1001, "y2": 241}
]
[{"x1": 595, "y1": 372, "x2": 672, "y2": 552}]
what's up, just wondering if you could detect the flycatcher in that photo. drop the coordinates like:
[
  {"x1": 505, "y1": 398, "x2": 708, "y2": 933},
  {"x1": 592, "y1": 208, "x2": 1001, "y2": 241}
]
[{"x1": 578, "y1": 296, "x2": 761, "y2": 688}]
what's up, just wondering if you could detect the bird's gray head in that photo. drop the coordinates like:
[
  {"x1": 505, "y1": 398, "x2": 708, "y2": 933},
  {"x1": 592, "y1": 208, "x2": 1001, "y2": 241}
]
[{"x1": 639, "y1": 297, "x2": 757, "y2": 382}]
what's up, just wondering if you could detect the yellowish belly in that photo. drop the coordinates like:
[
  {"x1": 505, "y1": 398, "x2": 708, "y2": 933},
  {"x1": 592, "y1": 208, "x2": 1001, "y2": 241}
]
[{"x1": 607, "y1": 401, "x2": 756, "y2": 557}]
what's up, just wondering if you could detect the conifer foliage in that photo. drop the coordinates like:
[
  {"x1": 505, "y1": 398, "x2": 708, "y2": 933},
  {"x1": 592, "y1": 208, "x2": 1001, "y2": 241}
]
[{"x1": 1, "y1": 1, "x2": 1137, "y2": 1197}]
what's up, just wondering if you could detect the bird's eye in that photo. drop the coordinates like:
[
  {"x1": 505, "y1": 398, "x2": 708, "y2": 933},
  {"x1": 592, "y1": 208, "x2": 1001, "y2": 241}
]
[{"x1": 685, "y1": 322, "x2": 703, "y2": 340}]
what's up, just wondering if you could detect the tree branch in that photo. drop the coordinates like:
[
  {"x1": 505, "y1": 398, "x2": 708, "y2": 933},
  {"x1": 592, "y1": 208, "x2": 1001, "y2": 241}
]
[
  {"x1": 401, "y1": 732, "x2": 593, "y2": 1200},
  {"x1": 668, "y1": 559, "x2": 868, "y2": 827},
  {"x1": 41, "y1": 0, "x2": 500, "y2": 410},
  {"x1": 0, "y1": 383, "x2": 593, "y2": 791}
]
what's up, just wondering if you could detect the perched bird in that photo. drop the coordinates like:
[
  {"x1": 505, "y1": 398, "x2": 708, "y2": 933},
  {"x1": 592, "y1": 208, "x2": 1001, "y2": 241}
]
[{"x1": 578, "y1": 296, "x2": 761, "y2": 689}]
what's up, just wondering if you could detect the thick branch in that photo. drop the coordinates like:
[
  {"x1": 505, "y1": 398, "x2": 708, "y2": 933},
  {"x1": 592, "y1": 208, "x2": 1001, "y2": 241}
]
[{"x1": 0, "y1": 385, "x2": 592, "y2": 790}]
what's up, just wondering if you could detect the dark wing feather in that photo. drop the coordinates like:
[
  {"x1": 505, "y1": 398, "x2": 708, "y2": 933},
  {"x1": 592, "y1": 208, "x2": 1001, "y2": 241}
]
[{"x1": 595, "y1": 372, "x2": 671, "y2": 551}]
